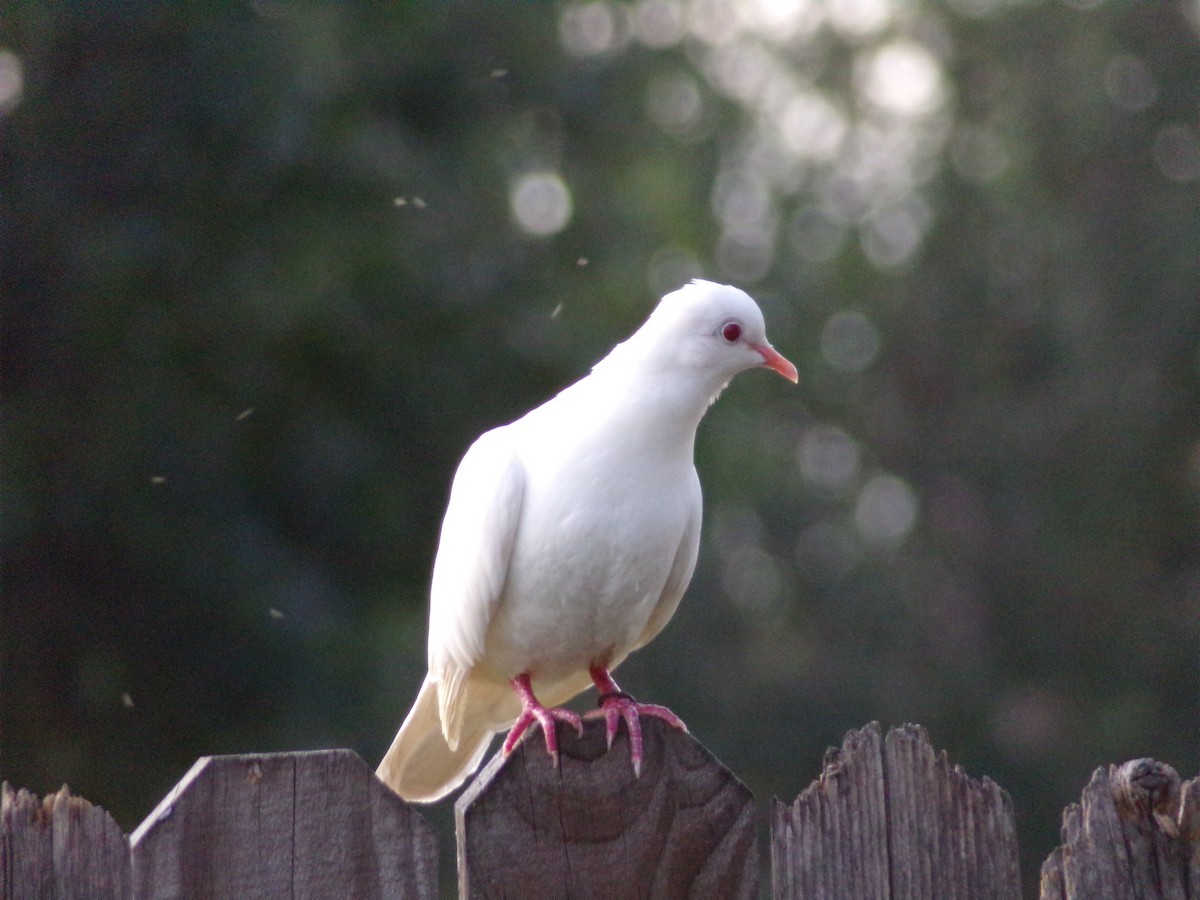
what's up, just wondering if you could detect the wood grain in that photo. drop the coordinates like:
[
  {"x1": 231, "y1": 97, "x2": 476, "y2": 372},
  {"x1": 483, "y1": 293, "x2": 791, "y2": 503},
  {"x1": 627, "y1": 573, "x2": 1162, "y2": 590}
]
[
  {"x1": 1, "y1": 782, "x2": 130, "y2": 900},
  {"x1": 129, "y1": 749, "x2": 437, "y2": 899},
  {"x1": 8, "y1": 726, "x2": 1198, "y2": 897},
  {"x1": 1039, "y1": 759, "x2": 1200, "y2": 899},
  {"x1": 771, "y1": 721, "x2": 1021, "y2": 900},
  {"x1": 455, "y1": 715, "x2": 758, "y2": 899}
]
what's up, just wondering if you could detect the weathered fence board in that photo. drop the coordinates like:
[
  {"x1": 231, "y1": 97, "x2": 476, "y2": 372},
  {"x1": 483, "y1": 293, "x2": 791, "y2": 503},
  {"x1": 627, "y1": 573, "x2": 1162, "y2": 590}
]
[
  {"x1": 1040, "y1": 758, "x2": 1200, "y2": 900},
  {"x1": 1, "y1": 784, "x2": 130, "y2": 900},
  {"x1": 455, "y1": 716, "x2": 758, "y2": 900},
  {"x1": 5, "y1": 724, "x2": 1199, "y2": 898},
  {"x1": 2, "y1": 751, "x2": 437, "y2": 900},
  {"x1": 129, "y1": 749, "x2": 437, "y2": 900},
  {"x1": 771, "y1": 722, "x2": 1022, "y2": 900}
]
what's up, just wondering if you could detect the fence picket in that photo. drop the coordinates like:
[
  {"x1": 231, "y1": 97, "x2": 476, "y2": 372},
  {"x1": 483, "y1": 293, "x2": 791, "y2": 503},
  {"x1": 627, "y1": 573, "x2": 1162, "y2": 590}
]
[
  {"x1": 128, "y1": 749, "x2": 436, "y2": 899},
  {"x1": 455, "y1": 716, "x2": 758, "y2": 899},
  {"x1": 771, "y1": 722, "x2": 1021, "y2": 900},
  {"x1": 1, "y1": 783, "x2": 130, "y2": 900},
  {"x1": 5, "y1": 724, "x2": 1199, "y2": 898},
  {"x1": 1039, "y1": 759, "x2": 1200, "y2": 900}
]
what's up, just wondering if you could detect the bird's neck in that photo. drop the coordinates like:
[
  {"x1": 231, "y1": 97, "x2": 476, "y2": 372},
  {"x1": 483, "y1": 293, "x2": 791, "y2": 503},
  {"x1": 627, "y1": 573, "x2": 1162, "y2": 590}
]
[{"x1": 583, "y1": 363, "x2": 726, "y2": 460}]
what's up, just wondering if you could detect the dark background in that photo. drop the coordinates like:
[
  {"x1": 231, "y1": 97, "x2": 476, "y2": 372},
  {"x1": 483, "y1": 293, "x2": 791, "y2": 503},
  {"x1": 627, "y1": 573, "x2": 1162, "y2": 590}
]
[{"x1": 2, "y1": 2, "x2": 1198, "y2": 894}]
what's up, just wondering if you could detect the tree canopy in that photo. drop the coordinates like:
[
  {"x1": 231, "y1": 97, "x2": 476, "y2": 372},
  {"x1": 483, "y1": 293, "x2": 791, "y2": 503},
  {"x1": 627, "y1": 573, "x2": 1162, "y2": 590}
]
[{"x1": 3, "y1": 1, "x2": 1197, "y2": 888}]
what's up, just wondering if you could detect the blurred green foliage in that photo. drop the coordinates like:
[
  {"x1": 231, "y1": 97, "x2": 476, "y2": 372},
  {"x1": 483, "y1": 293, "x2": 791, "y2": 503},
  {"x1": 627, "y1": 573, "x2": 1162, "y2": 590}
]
[{"x1": 2, "y1": 1, "x2": 1197, "y2": 892}]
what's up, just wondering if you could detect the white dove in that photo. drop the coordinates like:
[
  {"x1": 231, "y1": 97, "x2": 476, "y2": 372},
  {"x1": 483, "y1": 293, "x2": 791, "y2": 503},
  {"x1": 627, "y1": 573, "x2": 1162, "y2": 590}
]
[{"x1": 377, "y1": 279, "x2": 797, "y2": 802}]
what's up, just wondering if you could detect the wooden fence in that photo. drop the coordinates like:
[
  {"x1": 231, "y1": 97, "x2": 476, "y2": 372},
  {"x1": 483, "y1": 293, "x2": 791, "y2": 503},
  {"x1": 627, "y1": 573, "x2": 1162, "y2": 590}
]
[{"x1": 3, "y1": 720, "x2": 1197, "y2": 898}]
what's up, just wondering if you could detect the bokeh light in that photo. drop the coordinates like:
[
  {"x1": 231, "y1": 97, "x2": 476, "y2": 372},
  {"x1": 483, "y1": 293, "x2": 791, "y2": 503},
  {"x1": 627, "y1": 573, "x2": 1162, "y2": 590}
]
[
  {"x1": 633, "y1": 0, "x2": 687, "y2": 48},
  {"x1": 0, "y1": 49, "x2": 23, "y2": 114},
  {"x1": 509, "y1": 172, "x2": 574, "y2": 236},
  {"x1": 1153, "y1": 124, "x2": 1200, "y2": 182},
  {"x1": 854, "y1": 473, "x2": 919, "y2": 549},
  {"x1": 820, "y1": 310, "x2": 880, "y2": 372},
  {"x1": 646, "y1": 244, "x2": 705, "y2": 297},
  {"x1": 645, "y1": 70, "x2": 708, "y2": 140},
  {"x1": 797, "y1": 424, "x2": 861, "y2": 493},
  {"x1": 1104, "y1": 54, "x2": 1158, "y2": 112},
  {"x1": 858, "y1": 40, "x2": 946, "y2": 117},
  {"x1": 559, "y1": 1, "x2": 631, "y2": 57}
]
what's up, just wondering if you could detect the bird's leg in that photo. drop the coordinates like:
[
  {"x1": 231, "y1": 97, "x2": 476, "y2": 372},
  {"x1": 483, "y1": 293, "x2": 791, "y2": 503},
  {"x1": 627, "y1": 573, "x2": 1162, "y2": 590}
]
[
  {"x1": 585, "y1": 665, "x2": 687, "y2": 777},
  {"x1": 502, "y1": 673, "x2": 584, "y2": 764}
]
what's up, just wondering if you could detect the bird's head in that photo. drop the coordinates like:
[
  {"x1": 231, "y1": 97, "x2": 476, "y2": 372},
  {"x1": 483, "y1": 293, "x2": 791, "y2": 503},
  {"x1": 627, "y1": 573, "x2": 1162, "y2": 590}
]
[{"x1": 635, "y1": 280, "x2": 799, "y2": 387}]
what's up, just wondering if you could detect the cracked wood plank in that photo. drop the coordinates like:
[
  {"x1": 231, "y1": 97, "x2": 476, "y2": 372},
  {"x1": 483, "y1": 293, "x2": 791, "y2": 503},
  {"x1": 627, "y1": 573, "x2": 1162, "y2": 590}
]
[
  {"x1": 456, "y1": 716, "x2": 758, "y2": 899},
  {"x1": 771, "y1": 721, "x2": 1021, "y2": 900},
  {"x1": 129, "y1": 749, "x2": 437, "y2": 899},
  {"x1": 1040, "y1": 759, "x2": 1200, "y2": 900},
  {"x1": 1, "y1": 782, "x2": 130, "y2": 900}
]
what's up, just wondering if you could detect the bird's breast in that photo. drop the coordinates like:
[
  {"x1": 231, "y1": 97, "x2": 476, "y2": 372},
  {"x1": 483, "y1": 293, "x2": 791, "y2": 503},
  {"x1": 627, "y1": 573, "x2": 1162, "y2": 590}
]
[{"x1": 481, "y1": 454, "x2": 695, "y2": 681}]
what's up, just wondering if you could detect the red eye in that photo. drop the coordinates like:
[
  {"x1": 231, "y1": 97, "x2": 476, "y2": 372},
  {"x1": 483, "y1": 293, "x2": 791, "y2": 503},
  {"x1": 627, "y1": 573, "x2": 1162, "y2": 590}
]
[{"x1": 721, "y1": 321, "x2": 742, "y2": 343}]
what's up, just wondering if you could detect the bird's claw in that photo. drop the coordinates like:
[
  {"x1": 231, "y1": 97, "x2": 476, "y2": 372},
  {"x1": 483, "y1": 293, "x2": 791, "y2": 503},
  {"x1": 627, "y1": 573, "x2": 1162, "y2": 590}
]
[
  {"x1": 504, "y1": 671, "x2": 684, "y2": 776},
  {"x1": 585, "y1": 691, "x2": 687, "y2": 777},
  {"x1": 502, "y1": 699, "x2": 584, "y2": 764}
]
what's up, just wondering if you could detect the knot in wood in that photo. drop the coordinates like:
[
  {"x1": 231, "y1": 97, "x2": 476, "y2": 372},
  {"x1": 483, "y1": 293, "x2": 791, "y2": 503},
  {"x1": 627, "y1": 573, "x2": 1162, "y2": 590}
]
[{"x1": 1113, "y1": 758, "x2": 1181, "y2": 834}]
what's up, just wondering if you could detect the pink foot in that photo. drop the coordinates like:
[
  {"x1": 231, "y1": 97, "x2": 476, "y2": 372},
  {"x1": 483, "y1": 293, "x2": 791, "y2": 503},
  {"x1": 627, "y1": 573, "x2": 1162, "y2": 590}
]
[
  {"x1": 502, "y1": 673, "x2": 583, "y2": 765},
  {"x1": 584, "y1": 666, "x2": 687, "y2": 777}
]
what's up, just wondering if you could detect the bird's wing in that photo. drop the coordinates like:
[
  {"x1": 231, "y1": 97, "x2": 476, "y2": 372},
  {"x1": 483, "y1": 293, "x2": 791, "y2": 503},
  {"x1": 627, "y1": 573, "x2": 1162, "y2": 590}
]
[
  {"x1": 633, "y1": 472, "x2": 702, "y2": 651},
  {"x1": 426, "y1": 428, "x2": 525, "y2": 748}
]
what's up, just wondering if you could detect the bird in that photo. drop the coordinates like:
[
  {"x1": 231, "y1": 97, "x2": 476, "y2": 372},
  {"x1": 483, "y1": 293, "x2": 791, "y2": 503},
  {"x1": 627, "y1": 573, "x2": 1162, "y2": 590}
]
[{"x1": 376, "y1": 279, "x2": 797, "y2": 803}]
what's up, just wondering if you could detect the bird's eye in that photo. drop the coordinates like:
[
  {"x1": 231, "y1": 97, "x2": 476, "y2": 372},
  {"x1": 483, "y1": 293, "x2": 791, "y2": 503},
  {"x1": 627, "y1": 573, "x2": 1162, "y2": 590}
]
[{"x1": 721, "y1": 321, "x2": 742, "y2": 343}]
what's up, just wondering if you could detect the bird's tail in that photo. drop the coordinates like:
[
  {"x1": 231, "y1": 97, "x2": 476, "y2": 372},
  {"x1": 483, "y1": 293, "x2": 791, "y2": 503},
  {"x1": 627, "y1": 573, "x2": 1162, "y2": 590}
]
[{"x1": 376, "y1": 674, "x2": 495, "y2": 803}]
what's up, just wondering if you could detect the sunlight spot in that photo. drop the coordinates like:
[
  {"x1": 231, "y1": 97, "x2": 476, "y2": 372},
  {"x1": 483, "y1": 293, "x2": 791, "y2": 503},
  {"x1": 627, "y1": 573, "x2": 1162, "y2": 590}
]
[
  {"x1": 795, "y1": 519, "x2": 862, "y2": 582},
  {"x1": 645, "y1": 70, "x2": 707, "y2": 139},
  {"x1": 818, "y1": 173, "x2": 872, "y2": 224},
  {"x1": 717, "y1": 226, "x2": 776, "y2": 282},
  {"x1": 826, "y1": 0, "x2": 895, "y2": 39},
  {"x1": 647, "y1": 244, "x2": 704, "y2": 297},
  {"x1": 559, "y1": 1, "x2": 630, "y2": 57},
  {"x1": 1104, "y1": 54, "x2": 1157, "y2": 112},
  {"x1": 1153, "y1": 124, "x2": 1200, "y2": 182},
  {"x1": 820, "y1": 310, "x2": 879, "y2": 372},
  {"x1": 722, "y1": 543, "x2": 784, "y2": 611},
  {"x1": 736, "y1": 0, "x2": 823, "y2": 41},
  {"x1": 950, "y1": 124, "x2": 1009, "y2": 183},
  {"x1": 713, "y1": 168, "x2": 772, "y2": 230},
  {"x1": 713, "y1": 506, "x2": 783, "y2": 611},
  {"x1": 855, "y1": 473, "x2": 918, "y2": 549},
  {"x1": 862, "y1": 197, "x2": 931, "y2": 268},
  {"x1": 689, "y1": 0, "x2": 741, "y2": 45},
  {"x1": 944, "y1": 0, "x2": 1007, "y2": 17},
  {"x1": 859, "y1": 40, "x2": 945, "y2": 116},
  {"x1": 708, "y1": 41, "x2": 777, "y2": 103},
  {"x1": 797, "y1": 424, "x2": 861, "y2": 492},
  {"x1": 779, "y1": 89, "x2": 847, "y2": 160},
  {"x1": 1187, "y1": 439, "x2": 1200, "y2": 490},
  {"x1": 0, "y1": 50, "x2": 23, "y2": 114},
  {"x1": 788, "y1": 206, "x2": 847, "y2": 263},
  {"x1": 510, "y1": 173, "x2": 573, "y2": 236},
  {"x1": 635, "y1": 0, "x2": 686, "y2": 47},
  {"x1": 993, "y1": 688, "x2": 1068, "y2": 757}
]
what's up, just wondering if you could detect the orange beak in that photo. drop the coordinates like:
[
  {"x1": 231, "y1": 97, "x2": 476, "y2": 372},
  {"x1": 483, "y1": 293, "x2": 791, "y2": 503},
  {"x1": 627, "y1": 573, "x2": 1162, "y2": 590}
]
[{"x1": 754, "y1": 343, "x2": 799, "y2": 383}]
